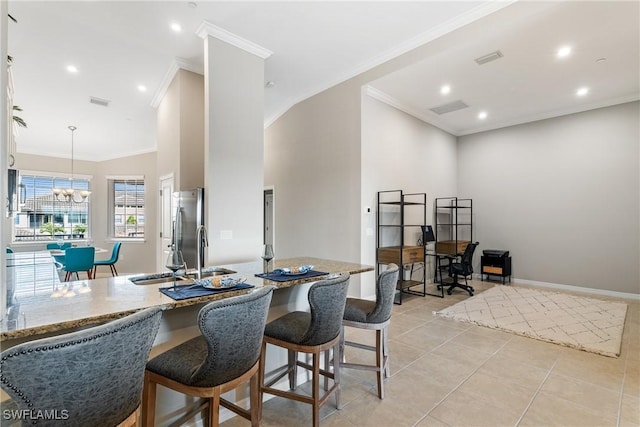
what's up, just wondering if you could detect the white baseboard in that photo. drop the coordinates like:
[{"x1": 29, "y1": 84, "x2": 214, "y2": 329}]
[{"x1": 475, "y1": 274, "x2": 640, "y2": 301}]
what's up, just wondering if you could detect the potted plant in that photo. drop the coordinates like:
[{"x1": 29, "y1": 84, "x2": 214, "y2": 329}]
[{"x1": 73, "y1": 224, "x2": 87, "y2": 238}]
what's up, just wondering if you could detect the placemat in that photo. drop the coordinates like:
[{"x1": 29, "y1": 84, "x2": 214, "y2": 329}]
[
  {"x1": 255, "y1": 270, "x2": 328, "y2": 282},
  {"x1": 159, "y1": 283, "x2": 254, "y2": 301}
]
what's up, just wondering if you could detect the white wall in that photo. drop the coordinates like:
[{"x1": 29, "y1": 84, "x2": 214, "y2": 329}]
[
  {"x1": 204, "y1": 37, "x2": 265, "y2": 265},
  {"x1": 361, "y1": 93, "x2": 458, "y2": 297},
  {"x1": 458, "y1": 102, "x2": 640, "y2": 295},
  {"x1": 95, "y1": 152, "x2": 158, "y2": 275},
  {"x1": 264, "y1": 80, "x2": 368, "y2": 296}
]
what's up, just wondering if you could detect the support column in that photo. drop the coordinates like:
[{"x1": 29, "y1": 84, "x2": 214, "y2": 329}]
[{"x1": 197, "y1": 23, "x2": 272, "y2": 264}]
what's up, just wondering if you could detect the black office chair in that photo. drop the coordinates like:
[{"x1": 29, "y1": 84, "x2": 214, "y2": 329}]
[{"x1": 439, "y1": 242, "x2": 479, "y2": 296}]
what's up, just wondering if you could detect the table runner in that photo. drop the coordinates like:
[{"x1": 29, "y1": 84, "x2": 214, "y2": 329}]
[
  {"x1": 159, "y1": 283, "x2": 254, "y2": 300},
  {"x1": 255, "y1": 270, "x2": 328, "y2": 282}
]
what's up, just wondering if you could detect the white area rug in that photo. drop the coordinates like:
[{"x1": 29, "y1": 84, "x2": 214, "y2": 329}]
[{"x1": 435, "y1": 286, "x2": 628, "y2": 357}]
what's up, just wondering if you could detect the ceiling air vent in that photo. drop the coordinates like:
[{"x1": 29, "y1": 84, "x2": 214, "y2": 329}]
[
  {"x1": 89, "y1": 96, "x2": 110, "y2": 107},
  {"x1": 429, "y1": 100, "x2": 468, "y2": 115},
  {"x1": 474, "y1": 50, "x2": 503, "y2": 65}
]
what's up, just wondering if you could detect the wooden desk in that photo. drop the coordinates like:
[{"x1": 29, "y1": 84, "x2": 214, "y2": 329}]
[{"x1": 425, "y1": 251, "x2": 462, "y2": 298}]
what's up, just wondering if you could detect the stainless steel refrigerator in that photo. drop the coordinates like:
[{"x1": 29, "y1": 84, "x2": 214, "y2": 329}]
[{"x1": 172, "y1": 188, "x2": 205, "y2": 270}]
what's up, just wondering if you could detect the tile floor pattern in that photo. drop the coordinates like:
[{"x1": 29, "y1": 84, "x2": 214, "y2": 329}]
[{"x1": 222, "y1": 280, "x2": 640, "y2": 427}]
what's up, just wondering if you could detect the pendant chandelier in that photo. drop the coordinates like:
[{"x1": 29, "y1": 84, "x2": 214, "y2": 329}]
[{"x1": 52, "y1": 125, "x2": 91, "y2": 202}]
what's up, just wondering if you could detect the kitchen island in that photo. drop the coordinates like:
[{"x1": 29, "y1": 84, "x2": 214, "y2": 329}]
[
  {"x1": 1, "y1": 255, "x2": 374, "y2": 425},
  {"x1": 1, "y1": 256, "x2": 373, "y2": 342}
]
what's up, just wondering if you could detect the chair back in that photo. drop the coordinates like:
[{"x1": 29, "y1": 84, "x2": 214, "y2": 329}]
[
  {"x1": 46, "y1": 242, "x2": 72, "y2": 250},
  {"x1": 5, "y1": 247, "x2": 13, "y2": 254},
  {"x1": 301, "y1": 274, "x2": 351, "y2": 346},
  {"x1": 64, "y1": 246, "x2": 95, "y2": 272},
  {"x1": 189, "y1": 286, "x2": 274, "y2": 387},
  {"x1": 108, "y1": 241, "x2": 122, "y2": 263},
  {"x1": 460, "y1": 242, "x2": 479, "y2": 275},
  {"x1": 367, "y1": 264, "x2": 399, "y2": 323},
  {"x1": 0, "y1": 307, "x2": 163, "y2": 426}
]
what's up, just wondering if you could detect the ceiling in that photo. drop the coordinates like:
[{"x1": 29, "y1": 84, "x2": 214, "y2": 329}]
[
  {"x1": 7, "y1": 1, "x2": 639, "y2": 162},
  {"x1": 369, "y1": 1, "x2": 640, "y2": 136}
]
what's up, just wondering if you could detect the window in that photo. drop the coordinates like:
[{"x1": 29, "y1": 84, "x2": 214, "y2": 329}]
[
  {"x1": 14, "y1": 173, "x2": 91, "y2": 242},
  {"x1": 109, "y1": 178, "x2": 145, "y2": 239}
]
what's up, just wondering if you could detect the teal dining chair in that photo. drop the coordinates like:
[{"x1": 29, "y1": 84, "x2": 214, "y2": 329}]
[
  {"x1": 6, "y1": 247, "x2": 13, "y2": 253},
  {"x1": 46, "y1": 242, "x2": 72, "y2": 250},
  {"x1": 63, "y1": 247, "x2": 95, "y2": 281},
  {"x1": 46, "y1": 242, "x2": 71, "y2": 267},
  {"x1": 93, "y1": 241, "x2": 122, "y2": 277}
]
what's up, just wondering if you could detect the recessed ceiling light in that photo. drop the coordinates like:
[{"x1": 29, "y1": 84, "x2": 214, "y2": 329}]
[
  {"x1": 137, "y1": 85, "x2": 147, "y2": 92},
  {"x1": 170, "y1": 23, "x2": 182, "y2": 32},
  {"x1": 596, "y1": 58, "x2": 607, "y2": 63},
  {"x1": 187, "y1": 1, "x2": 198, "y2": 8},
  {"x1": 265, "y1": 81, "x2": 275, "y2": 88},
  {"x1": 440, "y1": 85, "x2": 451, "y2": 95},
  {"x1": 67, "y1": 65, "x2": 78, "y2": 73},
  {"x1": 576, "y1": 87, "x2": 590, "y2": 96},
  {"x1": 557, "y1": 45, "x2": 572, "y2": 58},
  {"x1": 478, "y1": 111, "x2": 488, "y2": 120}
]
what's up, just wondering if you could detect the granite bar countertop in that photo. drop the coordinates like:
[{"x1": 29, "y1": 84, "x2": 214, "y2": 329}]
[{"x1": 1, "y1": 257, "x2": 373, "y2": 341}]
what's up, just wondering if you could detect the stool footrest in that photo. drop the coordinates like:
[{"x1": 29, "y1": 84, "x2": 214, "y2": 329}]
[
  {"x1": 341, "y1": 360, "x2": 387, "y2": 372},
  {"x1": 261, "y1": 383, "x2": 339, "y2": 407},
  {"x1": 344, "y1": 340, "x2": 376, "y2": 352}
]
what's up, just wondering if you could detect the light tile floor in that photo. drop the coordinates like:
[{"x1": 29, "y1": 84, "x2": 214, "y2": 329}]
[{"x1": 222, "y1": 280, "x2": 640, "y2": 427}]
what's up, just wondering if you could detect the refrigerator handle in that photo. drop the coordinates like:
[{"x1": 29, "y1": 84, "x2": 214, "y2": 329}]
[{"x1": 175, "y1": 206, "x2": 184, "y2": 251}]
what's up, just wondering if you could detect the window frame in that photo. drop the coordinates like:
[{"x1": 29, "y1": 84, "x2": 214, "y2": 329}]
[
  {"x1": 107, "y1": 175, "x2": 146, "y2": 241},
  {"x1": 12, "y1": 170, "x2": 92, "y2": 243}
]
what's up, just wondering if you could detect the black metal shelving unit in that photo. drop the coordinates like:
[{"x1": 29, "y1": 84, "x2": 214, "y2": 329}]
[
  {"x1": 434, "y1": 197, "x2": 473, "y2": 255},
  {"x1": 377, "y1": 190, "x2": 426, "y2": 304}
]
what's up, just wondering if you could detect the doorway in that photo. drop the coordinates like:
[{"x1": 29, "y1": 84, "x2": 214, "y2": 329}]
[
  {"x1": 264, "y1": 188, "x2": 274, "y2": 246},
  {"x1": 158, "y1": 174, "x2": 174, "y2": 271}
]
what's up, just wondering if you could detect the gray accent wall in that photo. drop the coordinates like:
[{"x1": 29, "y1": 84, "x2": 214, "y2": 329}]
[{"x1": 458, "y1": 102, "x2": 640, "y2": 294}]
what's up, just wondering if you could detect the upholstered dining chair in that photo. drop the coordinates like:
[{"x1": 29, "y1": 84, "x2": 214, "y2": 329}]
[
  {"x1": 341, "y1": 264, "x2": 399, "y2": 399},
  {"x1": 143, "y1": 286, "x2": 274, "y2": 427},
  {"x1": 0, "y1": 307, "x2": 163, "y2": 427},
  {"x1": 93, "y1": 241, "x2": 122, "y2": 277},
  {"x1": 5, "y1": 247, "x2": 13, "y2": 253},
  {"x1": 63, "y1": 246, "x2": 95, "y2": 281},
  {"x1": 259, "y1": 274, "x2": 350, "y2": 427}
]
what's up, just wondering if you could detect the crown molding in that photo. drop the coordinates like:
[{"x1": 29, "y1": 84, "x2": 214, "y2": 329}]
[
  {"x1": 196, "y1": 21, "x2": 273, "y2": 59},
  {"x1": 150, "y1": 58, "x2": 202, "y2": 109},
  {"x1": 458, "y1": 94, "x2": 640, "y2": 136},
  {"x1": 365, "y1": 87, "x2": 640, "y2": 139},
  {"x1": 364, "y1": 86, "x2": 459, "y2": 136},
  {"x1": 263, "y1": 1, "x2": 514, "y2": 130},
  {"x1": 17, "y1": 145, "x2": 158, "y2": 163}
]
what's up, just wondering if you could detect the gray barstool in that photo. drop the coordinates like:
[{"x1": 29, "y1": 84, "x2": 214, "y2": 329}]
[
  {"x1": 0, "y1": 307, "x2": 163, "y2": 427},
  {"x1": 143, "y1": 286, "x2": 274, "y2": 427},
  {"x1": 341, "y1": 264, "x2": 399, "y2": 399},
  {"x1": 259, "y1": 274, "x2": 350, "y2": 427}
]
